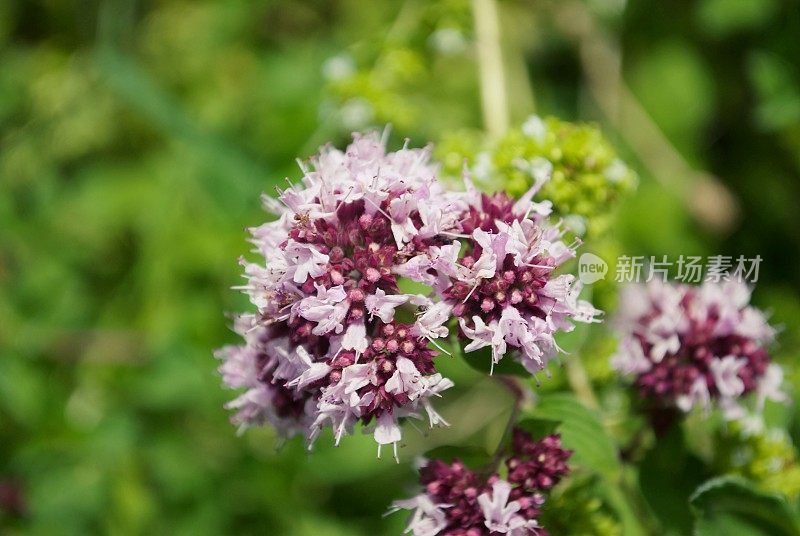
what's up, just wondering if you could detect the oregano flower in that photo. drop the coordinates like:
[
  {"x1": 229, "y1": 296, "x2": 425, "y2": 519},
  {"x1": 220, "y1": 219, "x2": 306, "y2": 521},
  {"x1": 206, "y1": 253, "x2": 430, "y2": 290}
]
[
  {"x1": 611, "y1": 279, "x2": 785, "y2": 420},
  {"x1": 389, "y1": 430, "x2": 572, "y2": 535},
  {"x1": 216, "y1": 131, "x2": 599, "y2": 458}
]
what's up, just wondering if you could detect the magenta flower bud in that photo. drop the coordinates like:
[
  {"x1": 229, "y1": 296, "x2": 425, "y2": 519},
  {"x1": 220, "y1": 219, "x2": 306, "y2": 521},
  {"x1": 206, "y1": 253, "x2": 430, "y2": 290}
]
[
  {"x1": 348, "y1": 288, "x2": 365, "y2": 302},
  {"x1": 296, "y1": 322, "x2": 312, "y2": 338},
  {"x1": 358, "y1": 214, "x2": 373, "y2": 229},
  {"x1": 332, "y1": 352, "x2": 355, "y2": 368},
  {"x1": 365, "y1": 267, "x2": 381, "y2": 283},
  {"x1": 330, "y1": 270, "x2": 345, "y2": 285},
  {"x1": 379, "y1": 359, "x2": 395, "y2": 374},
  {"x1": 329, "y1": 247, "x2": 345, "y2": 263},
  {"x1": 301, "y1": 279, "x2": 316, "y2": 294},
  {"x1": 371, "y1": 338, "x2": 386, "y2": 352}
]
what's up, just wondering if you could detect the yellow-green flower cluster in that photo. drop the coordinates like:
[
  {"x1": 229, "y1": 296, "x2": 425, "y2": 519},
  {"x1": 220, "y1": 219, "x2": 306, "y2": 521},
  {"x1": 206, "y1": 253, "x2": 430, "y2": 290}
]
[
  {"x1": 714, "y1": 421, "x2": 800, "y2": 500},
  {"x1": 438, "y1": 116, "x2": 638, "y2": 237}
]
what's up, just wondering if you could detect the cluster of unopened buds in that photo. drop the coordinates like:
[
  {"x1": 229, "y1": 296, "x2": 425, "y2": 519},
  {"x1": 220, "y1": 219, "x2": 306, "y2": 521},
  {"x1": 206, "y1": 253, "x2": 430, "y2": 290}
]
[
  {"x1": 215, "y1": 130, "x2": 600, "y2": 458},
  {"x1": 390, "y1": 429, "x2": 572, "y2": 535},
  {"x1": 611, "y1": 278, "x2": 786, "y2": 420}
]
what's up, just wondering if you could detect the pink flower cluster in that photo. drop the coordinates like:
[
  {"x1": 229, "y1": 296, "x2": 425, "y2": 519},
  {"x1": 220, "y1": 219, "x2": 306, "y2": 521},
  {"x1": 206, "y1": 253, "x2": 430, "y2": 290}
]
[
  {"x1": 390, "y1": 430, "x2": 571, "y2": 535},
  {"x1": 611, "y1": 279, "x2": 786, "y2": 419},
  {"x1": 216, "y1": 131, "x2": 598, "y2": 455}
]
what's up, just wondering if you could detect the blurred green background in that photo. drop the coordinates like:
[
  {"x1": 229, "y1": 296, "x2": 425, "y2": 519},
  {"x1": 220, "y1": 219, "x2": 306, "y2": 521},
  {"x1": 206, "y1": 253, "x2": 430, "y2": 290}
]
[{"x1": 1, "y1": 0, "x2": 799, "y2": 534}]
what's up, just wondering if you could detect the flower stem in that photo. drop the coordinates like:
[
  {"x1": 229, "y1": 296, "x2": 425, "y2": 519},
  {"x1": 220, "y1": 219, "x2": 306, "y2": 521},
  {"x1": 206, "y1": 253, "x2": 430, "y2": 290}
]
[
  {"x1": 565, "y1": 358, "x2": 600, "y2": 411},
  {"x1": 472, "y1": 0, "x2": 510, "y2": 139},
  {"x1": 487, "y1": 375, "x2": 525, "y2": 471}
]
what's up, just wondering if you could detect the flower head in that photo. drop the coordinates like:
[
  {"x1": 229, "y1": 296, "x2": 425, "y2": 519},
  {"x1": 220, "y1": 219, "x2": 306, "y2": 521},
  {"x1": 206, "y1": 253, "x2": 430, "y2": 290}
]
[
  {"x1": 218, "y1": 132, "x2": 463, "y2": 454},
  {"x1": 217, "y1": 130, "x2": 599, "y2": 456},
  {"x1": 506, "y1": 430, "x2": 573, "y2": 494},
  {"x1": 436, "y1": 179, "x2": 602, "y2": 376},
  {"x1": 389, "y1": 431, "x2": 572, "y2": 535},
  {"x1": 611, "y1": 279, "x2": 785, "y2": 420}
]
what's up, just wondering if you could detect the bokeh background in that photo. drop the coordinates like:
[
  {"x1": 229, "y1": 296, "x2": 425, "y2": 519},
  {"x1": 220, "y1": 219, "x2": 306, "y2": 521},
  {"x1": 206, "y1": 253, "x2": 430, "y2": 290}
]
[{"x1": 2, "y1": 0, "x2": 799, "y2": 534}]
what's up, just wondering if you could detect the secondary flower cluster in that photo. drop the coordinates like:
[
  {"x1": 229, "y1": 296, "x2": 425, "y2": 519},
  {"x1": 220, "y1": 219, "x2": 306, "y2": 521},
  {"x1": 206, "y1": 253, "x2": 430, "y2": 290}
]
[
  {"x1": 611, "y1": 279, "x2": 785, "y2": 419},
  {"x1": 390, "y1": 429, "x2": 572, "y2": 535},
  {"x1": 437, "y1": 115, "x2": 637, "y2": 237},
  {"x1": 216, "y1": 131, "x2": 598, "y2": 455}
]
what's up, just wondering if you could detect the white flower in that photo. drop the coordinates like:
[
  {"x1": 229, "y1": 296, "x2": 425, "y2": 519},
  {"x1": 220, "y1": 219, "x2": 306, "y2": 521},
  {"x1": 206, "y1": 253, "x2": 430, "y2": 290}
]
[
  {"x1": 478, "y1": 480, "x2": 539, "y2": 535},
  {"x1": 756, "y1": 363, "x2": 788, "y2": 410},
  {"x1": 676, "y1": 378, "x2": 711, "y2": 413},
  {"x1": 521, "y1": 115, "x2": 547, "y2": 143},
  {"x1": 284, "y1": 241, "x2": 329, "y2": 284},
  {"x1": 710, "y1": 356, "x2": 747, "y2": 398},
  {"x1": 365, "y1": 289, "x2": 409, "y2": 323},
  {"x1": 389, "y1": 494, "x2": 449, "y2": 536}
]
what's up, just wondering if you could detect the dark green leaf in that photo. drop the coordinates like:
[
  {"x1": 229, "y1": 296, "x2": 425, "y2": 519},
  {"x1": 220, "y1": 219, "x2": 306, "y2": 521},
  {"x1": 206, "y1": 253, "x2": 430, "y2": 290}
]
[
  {"x1": 515, "y1": 417, "x2": 561, "y2": 440},
  {"x1": 526, "y1": 393, "x2": 621, "y2": 479},
  {"x1": 690, "y1": 476, "x2": 800, "y2": 536},
  {"x1": 423, "y1": 445, "x2": 492, "y2": 469},
  {"x1": 639, "y1": 426, "x2": 707, "y2": 534}
]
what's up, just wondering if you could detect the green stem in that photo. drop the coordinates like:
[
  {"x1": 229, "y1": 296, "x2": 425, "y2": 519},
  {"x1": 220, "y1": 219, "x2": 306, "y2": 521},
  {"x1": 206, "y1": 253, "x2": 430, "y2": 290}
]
[
  {"x1": 472, "y1": 0, "x2": 510, "y2": 139},
  {"x1": 564, "y1": 286, "x2": 600, "y2": 410},
  {"x1": 565, "y1": 358, "x2": 600, "y2": 411},
  {"x1": 487, "y1": 375, "x2": 525, "y2": 472}
]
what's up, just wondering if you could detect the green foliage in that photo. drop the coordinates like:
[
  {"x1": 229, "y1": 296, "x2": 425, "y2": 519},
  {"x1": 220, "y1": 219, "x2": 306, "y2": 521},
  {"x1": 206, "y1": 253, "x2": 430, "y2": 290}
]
[
  {"x1": 526, "y1": 393, "x2": 621, "y2": 480},
  {"x1": 456, "y1": 344, "x2": 532, "y2": 378},
  {"x1": 540, "y1": 475, "x2": 623, "y2": 536},
  {"x1": 423, "y1": 445, "x2": 492, "y2": 468},
  {"x1": 690, "y1": 476, "x2": 800, "y2": 536},
  {"x1": 639, "y1": 427, "x2": 708, "y2": 534}
]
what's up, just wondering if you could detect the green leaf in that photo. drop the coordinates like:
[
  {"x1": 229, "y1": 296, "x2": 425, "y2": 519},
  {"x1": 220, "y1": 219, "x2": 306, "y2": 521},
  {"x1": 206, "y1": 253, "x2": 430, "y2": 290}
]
[
  {"x1": 396, "y1": 277, "x2": 434, "y2": 297},
  {"x1": 595, "y1": 480, "x2": 651, "y2": 536},
  {"x1": 515, "y1": 417, "x2": 561, "y2": 440},
  {"x1": 639, "y1": 426, "x2": 707, "y2": 534},
  {"x1": 423, "y1": 445, "x2": 492, "y2": 469},
  {"x1": 526, "y1": 393, "x2": 621, "y2": 480},
  {"x1": 690, "y1": 476, "x2": 800, "y2": 536}
]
